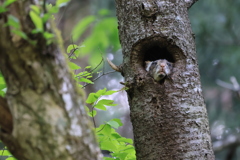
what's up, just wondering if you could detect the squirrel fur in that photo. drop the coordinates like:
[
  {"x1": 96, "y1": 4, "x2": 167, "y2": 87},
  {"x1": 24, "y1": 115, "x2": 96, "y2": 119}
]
[{"x1": 145, "y1": 59, "x2": 173, "y2": 82}]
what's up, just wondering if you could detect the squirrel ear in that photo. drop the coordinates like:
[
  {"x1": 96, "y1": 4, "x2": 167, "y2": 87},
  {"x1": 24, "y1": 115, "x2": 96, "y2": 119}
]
[
  {"x1": 145, "y1": 61, "x2": 152, "y2": 71},
  {"x1": 145, "y1": 61, "x2": 151, "y2": 64}
]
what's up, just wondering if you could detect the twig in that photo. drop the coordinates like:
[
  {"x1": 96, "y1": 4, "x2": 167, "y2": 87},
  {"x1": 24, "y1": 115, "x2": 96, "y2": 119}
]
[
  {"x1": 216, "y1": 79, "x2": 236, "y2": 91},
  {"x1": 185, "y1": 0, "x2": 199, "y2": 9},
  {"x1": 97, "y1": 124, "x2": 107, "y2": 132},
  {"x1": 216, "y1": 76, "x2": 240, "y2": 97},
  {"x1": 213, "y1": 134, "x2": 240, "y2": 152},
  {"x1": 68, "y1": 37, "x2": 78, "y2": 60},
  {"x1": 83, "y1": 70, "x2": 116, "y2": 88},
  {"x1": 89, "y1": 57, "x2": 104, "y2": 73}
]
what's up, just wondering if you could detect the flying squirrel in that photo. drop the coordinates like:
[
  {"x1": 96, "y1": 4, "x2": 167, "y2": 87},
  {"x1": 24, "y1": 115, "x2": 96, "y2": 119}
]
[
  {"x1": 145, "y1": 59, "x2": 173, "y2": 82},
  {"x1": 107, "y1": 58, "x2": 173, "y2": 82}
]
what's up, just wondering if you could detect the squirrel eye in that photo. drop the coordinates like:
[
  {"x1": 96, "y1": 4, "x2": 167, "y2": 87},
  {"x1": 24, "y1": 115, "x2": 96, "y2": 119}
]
[
  {"x1": 167, "y1": 62, "x2": 172, "y2": 66},
  {"x1": 152, "y1": 61, "x2": 157, "y2": 65}
]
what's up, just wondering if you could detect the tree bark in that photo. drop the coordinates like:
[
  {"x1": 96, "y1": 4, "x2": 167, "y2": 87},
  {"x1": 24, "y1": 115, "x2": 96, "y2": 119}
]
[
  {"x1": 0, "y1": 1, "x2": 102, "y2": 160},
  {"x1": 115, "y1": 0, "x2": 214, "y2": 159}
]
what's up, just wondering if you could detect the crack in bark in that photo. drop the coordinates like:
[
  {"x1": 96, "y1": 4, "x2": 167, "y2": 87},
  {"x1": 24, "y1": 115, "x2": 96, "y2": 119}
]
[{"x1": 0, "y1": 96, "x2": 13, "y2": 133}]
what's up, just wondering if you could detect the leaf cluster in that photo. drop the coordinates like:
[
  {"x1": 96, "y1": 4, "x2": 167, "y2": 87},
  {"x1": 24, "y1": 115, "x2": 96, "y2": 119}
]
[
  {"x1": 85, "y1": 88, "x2": 136, "y2": 160},
  {"x1": 2, "y1": 0, "x2": 70, "y2": 45},
  {"x1": 0, "y1": 142, "x2": 16, "y2": 160}
]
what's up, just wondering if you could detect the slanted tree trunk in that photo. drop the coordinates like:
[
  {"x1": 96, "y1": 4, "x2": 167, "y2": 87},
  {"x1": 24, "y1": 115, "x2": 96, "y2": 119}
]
[
  {"x1": 115, "y1": 0, "x2": 215, "y2": 159},
  {"x1": 0, "y1": 0, "x2": 102, "y2": 159}
]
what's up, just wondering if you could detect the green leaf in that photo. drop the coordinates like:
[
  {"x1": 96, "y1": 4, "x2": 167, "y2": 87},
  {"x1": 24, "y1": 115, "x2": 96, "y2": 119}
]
[
  {"x1": 77, "y1": 84, "x2": 83, "y2": 88},
  {"x1": 6, "y1": 157, "x2": 17, "y2": 160},
  {"x1": 117, "y1": 137, "x2": 133, "y2": 144},
  {"x1": 6, "y1": 15, "x2": 20, "y2": 29},
  {"x1": 0, "y1": 84, "x2": 6, "y2": 90},
  {"x1": 4, "y1": 0, "x2": 16, "y2": 7},
  {"x1": 11, "y1": 30, "x2": 28, "y2": 40},
  {"x1": 104, "y1": 90, "x2": 117, "y2": 95},
  {"x1": 56, "y1": 0, "x2": 70, "y2": 7},
  {"x1": 100, "y1": 141, "x2": 117, "y2": 152},
  {"x1": 86, "y1": 76, "x2": 92, "y2": 78},
  {"x1": 86, "y1": 93, "x2": 98, "y2": 104},
  {"x1": 107, "y1": 121, "x2": 119, "y2": 129},
  {"x1": 30, "y1": 5, "x2": 40, "y2": 14},
  {"x1": 85, "y1": 66, "x2": 91, "y2": 69},
  {"x1": 97, "y1": 99, "x2": 117, "y2": 106},
  {"x1": 79, "y1": 78, "x2": 93, "y2": 84},
  {"x1": 0, "y1": 149, "x2": 12, "y2": 156},
  {"x1": 0, "y1": 90, "x2": 5, "y2": 96},
  {"x1": 67, "y1": 44, "x2": 78, "y2": 53},
  {"x1": 95, "y1": 88, "x2": 107, "y2": 97},
  {"x1": 110, "y1": 132, "x2": 121, "y2": 139},
  {"x1": 43, "y1": 31, "x2": 54, "y2": 39},
  {"x1": 87, "y1": 110, "x2": 97, "y2": 117},
  {"x1": 0, "y1": 76, "x2": 5, "y2": 84},
  {"x1": 94, "y1": 104, "x2": 106, "y2": 111},
  {"x1": 112, "y1": 152, "x2": 128, "y2": 160},
  {"x1": 122, "y1": 146, "x2": 135, "y2": 153},
  {"x1": 76, "y1": 71, "x2": 90, "y2": 77},
  {"x1": 111, "y1": 118, "x2": 123, "y2": 127},
  {"x1": 47, "y1": 5, "x2": 59, "y2": 14},
  {"x1": 99, "y1": 124, "x2": 111, "y2": 135},
  {"x1": 107, "y1": 119, "x2": 123, "y2": 129},
  {"x1": 72, "y1": 15, "x2": 96, "y2": 41},
  {"x1": 0, "y1": 6, "x2": 7, "y2": 13},
  {"x1": 29, "y1": 10, "x2": 43, "y2": 32},
  {"x1": 98, "y1": 9, "x2": 110, "y2": 16},
  {"x1": 42, "y1": 13, "x2": 51, "y2": 23},
  {"x1": 68, "y1": 62, "x2": 81, "y2": 70}
]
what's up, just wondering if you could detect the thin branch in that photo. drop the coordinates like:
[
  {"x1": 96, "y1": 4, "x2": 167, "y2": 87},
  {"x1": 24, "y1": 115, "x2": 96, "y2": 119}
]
[
  {"x1": 230, "y1": 76, "x2": 240, "y2": 91},
  {"x1": 83, "y1": 71, "x2": 116, "y2": 88},
  {"x1": 185, "y1": 0, "x2": 199, "y2": 9},
  {"x1": 216, "y1": 76, "x2": 240, "y2": 98},
  {"x1": 91, "y1": 110, "x2": 96, "y2": 128},
  {"x1": 213, "y1": 134, "x2": 240, "y2": 152},
  {"x1": 89, "y1": 57, "x2": 104, "y2": 73},
  {"x1": 68, "y1": 37, "x2": 78, "y2": 60},
  {"x1": 0, "y1": 96, "x2": 13, "y2": 133},
  {"x1": 216, "y1": 79, "x2": 236, "y2": 91},
  {"x1": 96, "y1": 124, "x2": 107, "y2": 133}
]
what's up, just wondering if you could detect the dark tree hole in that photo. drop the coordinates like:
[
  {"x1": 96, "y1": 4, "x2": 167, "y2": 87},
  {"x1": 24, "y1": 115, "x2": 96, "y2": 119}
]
[{"x1": 143, "y1": 45, "x2": 175, "y2": 65}]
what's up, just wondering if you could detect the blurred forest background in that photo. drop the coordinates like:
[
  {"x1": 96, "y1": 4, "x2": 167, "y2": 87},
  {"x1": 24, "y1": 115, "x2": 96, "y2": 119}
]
[{"x1": 1, "y1": 0, "x2": 240, "y2": 159}]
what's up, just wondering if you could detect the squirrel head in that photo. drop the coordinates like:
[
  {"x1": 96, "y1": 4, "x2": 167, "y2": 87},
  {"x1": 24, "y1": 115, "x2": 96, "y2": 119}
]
[{"x1": 145, "y1": 59, "x2": 173, "y2": 82}]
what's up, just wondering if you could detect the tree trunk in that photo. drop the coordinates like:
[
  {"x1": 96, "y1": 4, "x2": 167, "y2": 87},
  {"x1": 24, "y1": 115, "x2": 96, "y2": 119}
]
[
  {"x1": 0, "y1": 1, "x2": 102, "y2": 160},
  {"x1": 115, "y1": 0, "x2": 215, "y2": 159}
]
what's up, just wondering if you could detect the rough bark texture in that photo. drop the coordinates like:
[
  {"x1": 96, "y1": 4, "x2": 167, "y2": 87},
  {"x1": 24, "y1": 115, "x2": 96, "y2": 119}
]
[
  {"x1": 115, "y1": 0, "x2": 214, "y2": 159},
  {"x1": 0, "y1": 1, "x2": 102, "y2": 160}
]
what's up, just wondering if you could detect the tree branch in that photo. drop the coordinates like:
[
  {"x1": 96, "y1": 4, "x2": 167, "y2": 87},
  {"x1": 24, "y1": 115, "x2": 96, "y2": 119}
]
[
  {"x1": 216, "y1": 76, "x2": 240, "y2": 98},
  {"x1": 213, "y1": 134, "x2": 240, "y2": 152},
  {"x1": 0, "y1": 96, "x2": 13, "y2": 134},
  {"x1": 185, "y1": 0, "x2": 199, "y2": 9}
]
